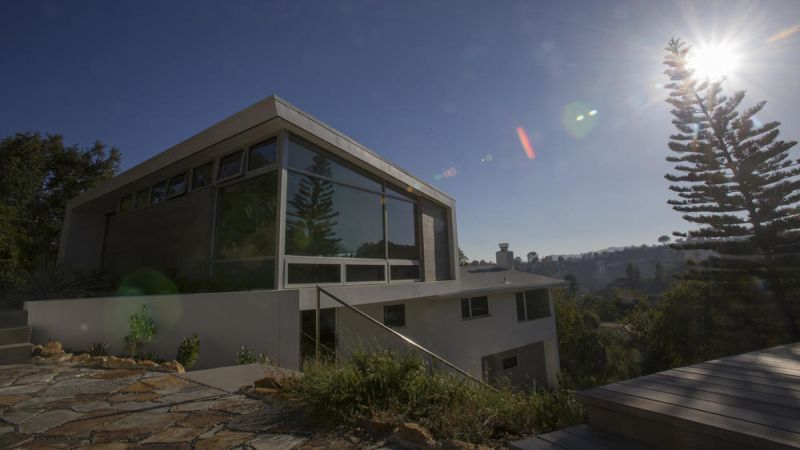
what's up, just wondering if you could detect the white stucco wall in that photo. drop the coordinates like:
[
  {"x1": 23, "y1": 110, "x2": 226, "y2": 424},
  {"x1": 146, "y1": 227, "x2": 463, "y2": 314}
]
[
  {"x1": 24, "y1": 290, "x2": 300, "y2": 370},
  {"x1": 335, "y1": 289, "x2": 560, "y2": 386}
]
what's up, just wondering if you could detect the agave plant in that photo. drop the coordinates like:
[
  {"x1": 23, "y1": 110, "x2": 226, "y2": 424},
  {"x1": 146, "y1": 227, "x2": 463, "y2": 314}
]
[{"x1": 12, "y1": 256, "x2": 111, "y2": 301}]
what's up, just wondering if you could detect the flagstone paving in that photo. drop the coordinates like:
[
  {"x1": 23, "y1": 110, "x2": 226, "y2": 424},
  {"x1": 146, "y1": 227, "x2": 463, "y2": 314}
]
[{"x1": 0, "y1": 363, "x2": 330, "y2": 449}]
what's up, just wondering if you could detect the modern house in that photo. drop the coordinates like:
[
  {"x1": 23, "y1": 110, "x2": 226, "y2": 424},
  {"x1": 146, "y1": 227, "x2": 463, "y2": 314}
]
[{"x1": 26, "y1": 96, "x2": 566, "y2": 388}]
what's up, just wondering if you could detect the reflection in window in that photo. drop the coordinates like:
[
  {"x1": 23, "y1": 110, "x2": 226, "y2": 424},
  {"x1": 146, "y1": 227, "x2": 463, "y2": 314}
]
[
  {"x1": 150, "y1": 181, "x2": 167, "y2": 204},
  {"x1": 192, "y1": 162, "x2": 213, "y2": 190},
  {"x1": 119, "y1": 194, "x2": 133, "y2": 213},
  {"x1": 288, "y1": 135, "x2": 381, "y2": 191},
  {"x1": 215, "y1": 173, "x2": 277, "y2": 260},
  {"x1": 390, "y1": 265, "x2": 420, "y2": 281},
  {"x1": 135, "y1": 188, "x2": 150, "y2": 209},
  {"x1": 516, "y1": 290, "x2": 551, "y2": 321},
  {"x1": 387, "y1": 197, "x2": 417, "y2": 259},
  {"x1": 285, "y1": 172, "x2": 384, "y2": 258},
  {"x1": 214, "y1": 259, "x2": 274, "y2": 291},
  {"x1": 248, "y1": 138, "x2": 277, "y2": 171},
  {"x1": 166, "y1": 173, "x2": 186, "y2": 198},
  {"x1": 287, "y1": 263, "x2": 340, "y2": 284},
  {"x1": 217, "y1": 150, "x2": 243, "y2": 180}
]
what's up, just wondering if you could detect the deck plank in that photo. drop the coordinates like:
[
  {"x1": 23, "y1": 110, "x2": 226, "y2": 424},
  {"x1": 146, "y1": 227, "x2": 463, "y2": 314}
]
[
  {"x1": 578, "y1": 387, "x2": 800, "y2": 448},
  {"x1": 673, "y1": 365, "x2": 800, "y2": 392},
  {"x1": 644, "y1": 373, "x2": 800, "y2": 409},
  {"x1": 656, "y1": 369, "x2": 800, "y2": 399},
  {"x1": 706, "y1": 358, "x2": 800, "y2": 378},
  {"x1": 600, "y1": 382, "x2": 800, "y2": 432},
  {"x1": 694, "y1": 361, "x2": 800, "y2": 385}
]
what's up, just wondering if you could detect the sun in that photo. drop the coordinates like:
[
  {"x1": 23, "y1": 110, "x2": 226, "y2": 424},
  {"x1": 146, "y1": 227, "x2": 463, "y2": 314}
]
[{"x1": 686, "y1": 43, "x2": 740, "y2": 81}]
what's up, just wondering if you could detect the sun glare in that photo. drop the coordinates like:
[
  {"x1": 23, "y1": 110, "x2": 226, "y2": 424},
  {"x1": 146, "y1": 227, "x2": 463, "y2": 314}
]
[{"x1": 686, "y1": 44, "x2": 740, "y2": 80}]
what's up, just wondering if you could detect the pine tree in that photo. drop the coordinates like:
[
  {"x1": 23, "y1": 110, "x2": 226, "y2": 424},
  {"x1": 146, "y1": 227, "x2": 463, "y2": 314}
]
[
  {"x1": 287, "y1": 154, "x2": 341, "y2": 256},
  {"x1": 663, "y1": 38, "x2": 800, "y2": 339}
]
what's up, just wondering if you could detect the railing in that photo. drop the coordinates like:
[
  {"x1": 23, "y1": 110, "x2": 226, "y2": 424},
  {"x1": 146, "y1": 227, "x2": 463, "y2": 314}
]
[{"x1": 315, "y1": 285, "x2": 486, "y2": 386}]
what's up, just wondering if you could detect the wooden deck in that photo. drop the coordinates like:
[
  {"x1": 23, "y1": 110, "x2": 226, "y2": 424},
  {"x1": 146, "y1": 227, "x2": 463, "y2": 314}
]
[{"x1": 513, "y1": 342, "x2": 800, "y2": 450}]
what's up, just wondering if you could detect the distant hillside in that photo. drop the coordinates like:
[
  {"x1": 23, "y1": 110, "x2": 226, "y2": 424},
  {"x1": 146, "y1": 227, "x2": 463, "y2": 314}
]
[{"x1": 516, "y1": 244, "x2": 709, "y2": 293}]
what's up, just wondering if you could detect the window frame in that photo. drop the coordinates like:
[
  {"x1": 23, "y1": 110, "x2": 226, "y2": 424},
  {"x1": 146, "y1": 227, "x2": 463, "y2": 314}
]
[
  {"x1": 516, "y1": 289, "x2": 552, "y2": 322},
  {"x1": 150, "y1": 180, "x2": 168, "y2": 205},
  {"x1": 383, "y1": 304, "x2": 406, "y2": 328},
  {"x1": 461, "y1": 296, "x2": 490, "y2": 320},
  {"x1": 191, "y1": 161, "x2": 215, "y2": 192},
  {"x1": 216, "y1": 149, "x2": 245, "y2": 182},
  {"x1": 502, "y1": 355, "x2": 518, "y2": 370},
  {"x1": 165, "y1": 172, "x2": 188, "y2": 199},
  {"x1": 247, "y1": 137, "x2": 278, "y2": 173}
]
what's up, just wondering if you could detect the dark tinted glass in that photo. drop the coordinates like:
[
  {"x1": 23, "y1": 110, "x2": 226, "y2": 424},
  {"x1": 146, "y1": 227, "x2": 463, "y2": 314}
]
[
  {"x1": 119, "y1": 195, "x2": 133, "y2": 213},
  {"x1": 346, "y1": 264, "x2": 385, "y2": 282},
  {"x1": 502, "y1": 356, "x2": 518, "y2": 370},
  {"x1": 218, "y1": 150, "x2": 243, "y2": 180},
  {"x1": 192, "y1": 162, "x2": 213, "y2": 189},
  {"x1": 287, "y1": 263, "x2": 341, "y2": 284},
  {"x1": 213, "y1": 259, "x2": 274, "y2": 291},
  {"x1": 384, "y1": 304, "x2": 405, "y2": 327},
  {"x1": 135, "y1": 188, "x2": 150, "y2": 209},
  {"x1": 461, "y1": 298, "x2": 470, "y2": 319},
  {"x1": 287, "y1": 135, "x2": 381, "y2": 192},
  {"x1": 516, "y1": 293, "x2": 526, "y2": 321},
  {"x1": 390, "y1": 265, "x2": 420, "y2": 280},
  {"x1": 525, "y1": 289, "x2": 551, "y2": 320},
  {"x1": 166, "y1": 173, "x2": 186, "y2": 198},
  {"x1": 248, "y1": 138, "x2": 277, "y2": 171},
  {"x1": 387, "y1": 197, "x2": 418, "y2": 259},
  {"x1": 285, "y1": 172, "x2": 384, "y2": 258},
  {"x1": 215, "y1": 173, "x2": 277, "y2": 260},
  {"x1": 470, "y1": 296, "x2": 489, "y2": 317},
  {"x1": 150, "y1": 181, "x2": 167, "y2": 204}
]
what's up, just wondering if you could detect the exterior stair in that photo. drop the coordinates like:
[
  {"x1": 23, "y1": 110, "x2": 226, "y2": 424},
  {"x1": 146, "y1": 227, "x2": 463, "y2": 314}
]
[{"x1": 0, "y1": 310, "x2": 32, "y2": 365}]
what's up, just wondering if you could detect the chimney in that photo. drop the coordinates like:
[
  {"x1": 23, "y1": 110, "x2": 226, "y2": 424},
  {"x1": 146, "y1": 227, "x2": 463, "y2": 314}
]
[{"x1": 496, "y1": 243, "x2": 514, "y2": 269}]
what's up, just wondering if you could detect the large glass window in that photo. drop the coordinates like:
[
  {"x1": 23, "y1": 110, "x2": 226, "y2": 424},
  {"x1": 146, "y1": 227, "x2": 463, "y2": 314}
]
[
  {"x1": 390, "y1": 264, "x2": 420, "y2": 281},
  {"x1": 214, "y1": 173, "x2": 277, "y2": 260},
  {"x1": 288, "y1": 263, "x2": 340, "y2": 284},
  {"x1": 214, "y1": 260, "x2": 274, "y2": 291},
  {"x1": 387, "y1": 197, "x2": 418, "y2": 259},
  {"x1": 288, "y1": 135, "x2": 381, "y2": 191},
  {"x1": 285, "y1": 172, "x2": 384, "y2": 258},
  {"x1": 248, "y1": 138, "x2": 277, "y2": 171}
]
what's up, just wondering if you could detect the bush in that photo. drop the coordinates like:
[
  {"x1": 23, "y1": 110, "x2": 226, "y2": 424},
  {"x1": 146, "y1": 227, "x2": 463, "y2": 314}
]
[
  {"x1": 176, "y1": 333, "x2": 200, "y2": 369},
  {"x1": 88, "y1": 341, "x2": 109, "y2": 357},
  {"x1": 281, "y1": 350, "x2": 584, "y2": 443},
  {"x1": 124, "y1": 305, "x2": 156, "y2": 358},
  {"x1": 237, "y1": 345, "x2": 268, "y2": 365}
]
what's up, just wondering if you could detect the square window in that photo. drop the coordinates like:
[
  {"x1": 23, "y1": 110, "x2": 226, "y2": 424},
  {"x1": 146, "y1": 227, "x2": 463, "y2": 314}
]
[
  {"x1": 166, "y1": 173, "x2": 187, "y2": 198},
  {"x1": 135, "y1": 188, "x2": 150, "y2": 209},
  {"x1": 248, "y1": 138, "x2": 277, "y2": 171},
  {"x1": 119, "y1": 194, "x2": 133, "y2": 213},
  {"x1": 217, "y1": 150, "x2": 244, "y2": 181},
  {"x1": 462, "y1": 296, "x2": 489, "y2": 319},
  {"x1": 384, "y1": 304, "x2": 405, "y2": 327},
  {"x1": 192, "y1": 162, "x2": 214, "y2": 190},
  {"x1": 502, "y1": 355, "x2": 518, "y2": 370},
  {"x1": 150, "y1": 181, "x2": 167, "y2": 205}
]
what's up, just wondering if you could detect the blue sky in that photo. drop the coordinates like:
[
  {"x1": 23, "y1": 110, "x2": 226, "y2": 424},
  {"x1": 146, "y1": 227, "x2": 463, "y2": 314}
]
[{"x1": 2, "y1": 1, "x2": 799, "y2": 261}]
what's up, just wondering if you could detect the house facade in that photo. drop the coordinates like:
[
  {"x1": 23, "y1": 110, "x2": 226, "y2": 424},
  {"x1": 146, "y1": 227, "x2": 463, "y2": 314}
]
[{"x1": 28, "y1": 96, "x2": 565, "y2": 388}]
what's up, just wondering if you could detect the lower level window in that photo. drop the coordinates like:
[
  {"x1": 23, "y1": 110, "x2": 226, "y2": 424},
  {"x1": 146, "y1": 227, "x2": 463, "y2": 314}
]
[
  {"x1": 461, "y1": 296, "x2": 489, "y2": 319},
  {"x1": 288, "y1": 263, "x2": 340, "y2": 284},
  {"x1": 384, "y1": 304, "x2": 406, "y2": 327},
  {"x1": 516, "y1": 290, "x2": 551, "y2": 321},
  {"x1": 346, "y1": 264, "x2": 385, "y2": 282},
  {"x1": 390, "y1": 264, "x2": 420, "y2": 281},
  {"x1": 502, "y1": 355, "x2": 518, "y2": 370}
]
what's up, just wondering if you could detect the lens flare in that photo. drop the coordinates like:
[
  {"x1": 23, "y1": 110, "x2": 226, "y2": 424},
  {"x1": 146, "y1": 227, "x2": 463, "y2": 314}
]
[
  {"x1": 576, "y1": 115, "x2": 585, "y2": 122},
  {"x1": 686, "y1": 44, "x2": 740, "y2": 80},
  {"x1": 516, "y1": 127, "x2": 536, "y2": 160},
  {"x1": 767, "y1": 24, "x2": 800, "y2": 43}
]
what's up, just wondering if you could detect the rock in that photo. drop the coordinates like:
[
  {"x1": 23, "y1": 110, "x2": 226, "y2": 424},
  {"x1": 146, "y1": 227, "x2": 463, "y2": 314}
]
[
  {"x1": 35, "y1": 341, "x2": 65, "y2": 358},
  {"x1": 362, "y1": 417, "x2": 395, "y2": 434},
  {"x1": 388, "y1": 423, "x2": 436, "y2": 450},
  {"x1": 160, "y1": 361, "x2": 185, "y2": 374},
  {"x1": 439, "y1": 439, "x2": 494, "y2": 450},
  {"x1": 70, "y1": 353, "x2": 91, "y2": 363},
  {"x1": 195, "y1": 430, "x2": 254, "y2": 450}
]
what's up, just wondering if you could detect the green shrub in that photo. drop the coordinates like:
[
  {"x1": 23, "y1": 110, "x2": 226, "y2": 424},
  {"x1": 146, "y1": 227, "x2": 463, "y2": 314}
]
[
  {"x1": 237, "y1": 345, "x2": 268, "y2": 365},
  {"x1": 142, "y1": 351, "x2": 163, "y2": 363},
  {"x1": 124, "y1": 305, "x2": 156, "y2": 358},
  {"x1": 281, "y1": 350, "x2": 584, "y2": 443},
  {"x1": 176, "y1": 333, "x2": 200, "y2": 369},
  {"x1": 88, "y1": 341, "x2": 109, "y2": 357}
]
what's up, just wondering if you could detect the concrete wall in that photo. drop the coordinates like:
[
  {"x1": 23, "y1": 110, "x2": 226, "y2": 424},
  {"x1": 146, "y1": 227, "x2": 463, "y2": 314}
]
[
  {"x1": 25, "y1": 290, "x2": 300, "y2": 370},
  {"x1": 102, "y1": 188, "x2": 216, "y2": 280},
  {"x1": 335, "y1": 289, "x2": 559, "y2": 387}
]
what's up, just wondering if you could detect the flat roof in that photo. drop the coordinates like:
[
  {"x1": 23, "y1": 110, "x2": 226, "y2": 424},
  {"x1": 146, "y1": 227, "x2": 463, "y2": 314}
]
[{"x1": 67, "y1": 95, "x2": 454, "y2": 211}]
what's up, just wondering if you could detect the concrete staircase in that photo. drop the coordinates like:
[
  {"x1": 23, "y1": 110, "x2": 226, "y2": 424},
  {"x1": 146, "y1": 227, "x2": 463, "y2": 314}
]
[{"x1": 0, "y1": 310, "x2": 32, "y2": 365}]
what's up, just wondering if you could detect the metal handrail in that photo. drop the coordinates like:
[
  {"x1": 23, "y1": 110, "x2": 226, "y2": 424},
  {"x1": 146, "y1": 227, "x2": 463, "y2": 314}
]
[
  {"x1": 316, "y1": 285, "x2": 486, "y2": 386},
  {"x1": 300, "y1": 330, "x2": 335, "y2": 355}
]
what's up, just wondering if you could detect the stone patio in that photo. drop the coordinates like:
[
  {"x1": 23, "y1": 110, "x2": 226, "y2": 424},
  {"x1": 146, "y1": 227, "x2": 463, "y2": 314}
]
[{"x1": 0, "y1": 363, "x2": 317, "y2": 449}]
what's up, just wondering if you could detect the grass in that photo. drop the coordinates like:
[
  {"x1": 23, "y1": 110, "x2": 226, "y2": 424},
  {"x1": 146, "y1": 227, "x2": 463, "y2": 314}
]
[{"x1": 280, "y1": 350, "x2": 584, "y2": 443}]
